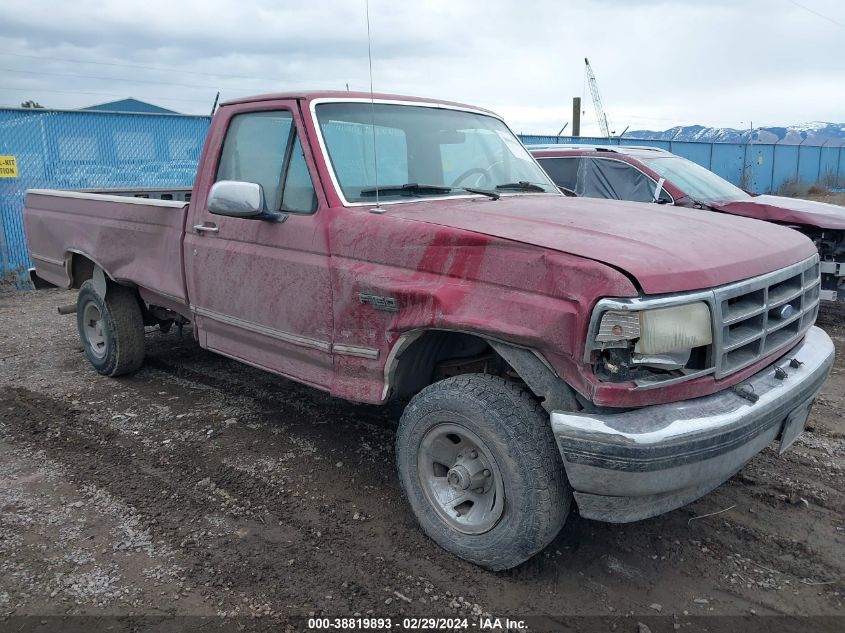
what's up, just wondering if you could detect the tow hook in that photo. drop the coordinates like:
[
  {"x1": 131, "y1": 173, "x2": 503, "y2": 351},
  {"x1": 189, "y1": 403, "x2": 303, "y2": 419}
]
[{"x1": 732, "y1": 384, "x2": 760, "y2": 403}]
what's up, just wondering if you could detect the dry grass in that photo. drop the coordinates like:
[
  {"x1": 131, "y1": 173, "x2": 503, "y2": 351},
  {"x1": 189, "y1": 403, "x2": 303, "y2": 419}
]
[
  {"x1": 804, "y1": 191, "x2": 845, "y2": 207},
  {"x1": 777, "y1": 177, "x2": 845, "y2": 206}
]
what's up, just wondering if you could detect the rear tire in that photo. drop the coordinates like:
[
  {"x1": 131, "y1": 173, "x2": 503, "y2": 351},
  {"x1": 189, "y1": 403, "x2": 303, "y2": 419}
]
[
  {"x1": 396, "y1": 374, "x2": 571, "y2": 571},
  {"x1": 76, "y1": 280, "x2": 145, "y2": 376}
]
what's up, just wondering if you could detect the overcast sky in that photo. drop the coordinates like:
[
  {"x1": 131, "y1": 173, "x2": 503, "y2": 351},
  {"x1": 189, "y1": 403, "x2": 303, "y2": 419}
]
[{"x1": 1, "y1": 0, "x2": 843, "y2": 135}]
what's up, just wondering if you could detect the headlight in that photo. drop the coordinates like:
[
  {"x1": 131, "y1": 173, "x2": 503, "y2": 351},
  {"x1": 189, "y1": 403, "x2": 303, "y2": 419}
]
[
  {"x1": 596, "y1": 302, "x2": 712, "y2": 354},
  {"x1": 637, "y1": 303, "x2": 712, "y2": 354}
]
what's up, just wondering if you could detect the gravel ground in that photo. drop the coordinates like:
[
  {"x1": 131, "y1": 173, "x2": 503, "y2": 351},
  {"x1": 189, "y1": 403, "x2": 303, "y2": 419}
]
[{"x1": 0, "y1": 288, "x2": 843, "y2": 631}]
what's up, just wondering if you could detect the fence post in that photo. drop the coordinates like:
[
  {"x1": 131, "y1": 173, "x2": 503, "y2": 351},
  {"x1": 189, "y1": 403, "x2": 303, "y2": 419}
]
[
  {"x1": 771, "y1": 139, "x2": 777, "y2": 194},
  {"x1": 797, "y1": 136, "x2": 807, "y2": 182},
  {"x1": 818, "y1": 137, "x2": 830, "y2": 183}
]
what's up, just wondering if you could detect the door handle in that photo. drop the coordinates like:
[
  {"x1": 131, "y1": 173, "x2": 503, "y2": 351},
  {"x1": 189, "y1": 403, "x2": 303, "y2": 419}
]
[{"x1": 193, "y1": 223, "x2": 219, "y2": 234}]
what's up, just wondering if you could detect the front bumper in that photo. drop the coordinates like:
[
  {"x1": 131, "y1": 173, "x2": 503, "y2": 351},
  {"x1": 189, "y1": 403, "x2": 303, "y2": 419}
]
[{"x1": 551, "y1": 326, "x2": 834, "y2": 523}]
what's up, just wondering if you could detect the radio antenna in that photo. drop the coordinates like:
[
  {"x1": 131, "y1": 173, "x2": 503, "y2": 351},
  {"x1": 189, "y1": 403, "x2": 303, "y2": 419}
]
[{"x1": 365, "y1": 0, "x2": 383, "y2": 213}]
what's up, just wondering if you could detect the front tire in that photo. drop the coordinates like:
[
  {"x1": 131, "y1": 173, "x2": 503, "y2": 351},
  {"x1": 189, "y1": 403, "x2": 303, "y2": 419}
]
[
  {"x1": 396, "y1": 374, "x2": 571, "y2": 570},
  {"x1": 76, "y1": 280, "x2": 145, "y2": 376}
]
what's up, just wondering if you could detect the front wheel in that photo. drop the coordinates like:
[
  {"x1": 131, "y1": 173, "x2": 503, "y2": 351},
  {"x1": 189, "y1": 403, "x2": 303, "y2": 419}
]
[
  {"x1": 396, "y1": 374, "x2": 571, "y2": 570},
  {"x1": 76, "y1": 280, "x2": 145, "y2": 376}
]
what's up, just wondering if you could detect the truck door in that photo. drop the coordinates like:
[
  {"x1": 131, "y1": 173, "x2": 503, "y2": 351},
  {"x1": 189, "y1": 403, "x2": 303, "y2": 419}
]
[{"x1": 184, "y1": 101, "x2": 333, "y2": 389}]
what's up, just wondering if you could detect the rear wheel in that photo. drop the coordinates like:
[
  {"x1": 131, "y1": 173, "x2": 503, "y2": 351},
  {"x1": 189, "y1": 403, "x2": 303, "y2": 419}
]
[
  {"x1": 76, "y1": 280, "x2": 145, "y2": 376},
  {"x1": 396, "y1": 374, "x2": 571, "y2": 570}
]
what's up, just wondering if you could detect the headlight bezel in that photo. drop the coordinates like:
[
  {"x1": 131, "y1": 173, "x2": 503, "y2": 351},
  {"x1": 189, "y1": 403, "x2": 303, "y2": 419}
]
[{"x1": 585, "y1": 291, "x2": 718, "y2": 385}]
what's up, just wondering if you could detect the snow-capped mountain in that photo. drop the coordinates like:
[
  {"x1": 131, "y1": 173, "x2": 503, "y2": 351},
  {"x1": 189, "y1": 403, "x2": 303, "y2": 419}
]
[{"x1": 624, "y1": 122, "x2": 845, "y2": 144}]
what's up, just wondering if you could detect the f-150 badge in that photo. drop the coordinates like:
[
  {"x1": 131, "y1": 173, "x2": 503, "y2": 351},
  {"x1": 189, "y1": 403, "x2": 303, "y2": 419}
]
[{"x1": 359, "y1": 292, "x2": 399, "y2": 312}]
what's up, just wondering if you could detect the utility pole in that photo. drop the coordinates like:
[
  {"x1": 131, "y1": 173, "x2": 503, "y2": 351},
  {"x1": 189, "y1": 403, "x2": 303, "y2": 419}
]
[{"x1": 572, "y1": 97, "x2": 581, "y2": 137}]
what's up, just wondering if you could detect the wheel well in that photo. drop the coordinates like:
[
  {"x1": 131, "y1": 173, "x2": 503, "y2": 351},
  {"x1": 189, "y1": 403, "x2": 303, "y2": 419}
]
[
  {"x1": 387, "y1": 330, "x2": 580, "y2": 412},
  {"x1": 389, "y1": 332, "x2": 499, "y2": 401},
  {"x1": 67, "y1": 254, "x2": 168, "y2": 326},
  {"x1": 69, "y1": 253, "x2": 96, "y2": 289}
]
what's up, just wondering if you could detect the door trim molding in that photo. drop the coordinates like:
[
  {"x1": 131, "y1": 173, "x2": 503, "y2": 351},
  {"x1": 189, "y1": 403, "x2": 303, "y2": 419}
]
[
  {"x1": 193, "y1": 306, "x2": 332, "y2": 353},
  {"x1": 333, "y1": 344, "x2": 379, "y2": 360}
]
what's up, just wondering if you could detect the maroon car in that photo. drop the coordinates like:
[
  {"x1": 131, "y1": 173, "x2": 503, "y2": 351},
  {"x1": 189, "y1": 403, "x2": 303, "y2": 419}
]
[{"x1": 530, "y1": 145, "x2": 845, "y2": 303}]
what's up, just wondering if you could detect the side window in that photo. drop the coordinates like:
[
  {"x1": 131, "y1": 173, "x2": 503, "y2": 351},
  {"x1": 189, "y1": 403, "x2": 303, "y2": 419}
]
[
  {"x1": 576, "y1": 158, "x2": 656, "y2": 203},
  {"x1": 537, "y1": 157, "x2": 580, "y2": 191},
  {"x1": 282, "y1": 136, "x2": 317, "y2": 213},
  {"x1": 217, "y1": 111, "x2": 293, "y2": 211},
  {"x1": 216, "y1": 110, "x2": 317, "y2": 214}
]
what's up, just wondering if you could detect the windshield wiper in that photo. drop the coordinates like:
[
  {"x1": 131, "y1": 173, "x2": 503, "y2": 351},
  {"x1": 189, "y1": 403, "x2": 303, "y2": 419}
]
[
  {"x1": 360, "y1": 183, "x2": 452, "y2": 196},
  {"x1": 495, "y1": 181, "x2": 548, "y2": 192},
  {"x1": 460, "y1": 187, "x2": 500, "y2": 200},
  {"x1": 359, "y1": 183, "x2": 501, "y2": 201}
]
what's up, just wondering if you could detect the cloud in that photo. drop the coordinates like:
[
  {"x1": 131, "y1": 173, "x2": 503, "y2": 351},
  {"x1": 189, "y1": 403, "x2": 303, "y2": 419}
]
[{"x1": 0, "y1": 0, "x2": 842, "y2": 134}]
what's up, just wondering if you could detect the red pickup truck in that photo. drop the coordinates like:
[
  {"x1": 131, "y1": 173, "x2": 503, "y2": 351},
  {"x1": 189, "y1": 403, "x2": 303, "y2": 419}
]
[{"x1": 24, "y1": 91, "x2": 834, "y2": 571}]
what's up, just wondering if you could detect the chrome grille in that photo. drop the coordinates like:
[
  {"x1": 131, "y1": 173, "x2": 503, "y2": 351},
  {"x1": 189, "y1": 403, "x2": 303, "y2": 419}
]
[{"x1": 713, "y1": 255, "x2": 820, "y2": 378}]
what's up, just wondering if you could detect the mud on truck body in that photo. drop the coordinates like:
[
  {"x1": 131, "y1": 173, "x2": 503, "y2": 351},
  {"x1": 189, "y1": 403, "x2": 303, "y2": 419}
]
[{"x1": 25, "y1": 92, "x2": 834, "y2": 570}]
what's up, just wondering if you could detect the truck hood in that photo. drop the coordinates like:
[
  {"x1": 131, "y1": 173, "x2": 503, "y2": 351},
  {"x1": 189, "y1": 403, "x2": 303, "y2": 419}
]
[
  {"x1": 387, "y1": 195, "x2": 816, "y2": 294},
  {"x1": 711, "y1": 195, "x2": 845, "y2": 231}
]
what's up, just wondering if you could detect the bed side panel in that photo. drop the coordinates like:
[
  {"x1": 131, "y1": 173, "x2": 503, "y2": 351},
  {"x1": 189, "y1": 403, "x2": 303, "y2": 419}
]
[{"x1": 24, "y1": 190, "x2": 189, "y2": 304}]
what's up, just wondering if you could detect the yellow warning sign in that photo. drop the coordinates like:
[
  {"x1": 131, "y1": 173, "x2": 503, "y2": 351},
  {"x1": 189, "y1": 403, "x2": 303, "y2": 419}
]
[{"x1": 0, "y1": 156, "x2": 18, "y2": 178}]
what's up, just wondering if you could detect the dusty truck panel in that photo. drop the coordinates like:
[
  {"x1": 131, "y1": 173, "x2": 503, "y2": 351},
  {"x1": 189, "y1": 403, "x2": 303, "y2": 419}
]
[
  {"x1": 23, "y1": 91, "x2": 835, "y2": 571},
  {"x1": 182, "y1": 96, "x2": 335, "y2": 391},
  {"x1": 24, "y1": 189, "x2": 189, "y2": 303},
  {"x1": 326, "y1": 208, "x2": 640, "y2": 403},
  {"x1": 381, "y1": 194, "x2": 816, "y2": 295}
]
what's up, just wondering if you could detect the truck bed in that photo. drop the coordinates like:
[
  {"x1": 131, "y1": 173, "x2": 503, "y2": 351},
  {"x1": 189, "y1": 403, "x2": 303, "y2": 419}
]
[{"x1": 24, "y1": 189, "x2": 190, "y2": 305}]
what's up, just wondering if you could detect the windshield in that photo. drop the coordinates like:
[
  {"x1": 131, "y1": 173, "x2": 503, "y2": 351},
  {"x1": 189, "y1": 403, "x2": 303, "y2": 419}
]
[
  {"x1": 315, "y1": 102, "x2": 557, "y2": 202},
  {"x1": 640, "y1": 155, "x2": 751, "y2": 204}
]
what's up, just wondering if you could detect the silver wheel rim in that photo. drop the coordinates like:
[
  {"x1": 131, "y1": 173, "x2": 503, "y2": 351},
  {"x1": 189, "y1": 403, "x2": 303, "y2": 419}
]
[
  {"x1": 82, "y1": 301, "x2": 107, "y2": 359},
  {"x1": 417, "y1": 422, "x2": 505, "y2": 535}
]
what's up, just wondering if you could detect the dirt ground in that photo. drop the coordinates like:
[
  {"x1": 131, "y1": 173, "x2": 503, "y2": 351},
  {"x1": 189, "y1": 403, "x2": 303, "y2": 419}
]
[{"x1": 0, "y1": 288, "x2": 843, "y2": 631}]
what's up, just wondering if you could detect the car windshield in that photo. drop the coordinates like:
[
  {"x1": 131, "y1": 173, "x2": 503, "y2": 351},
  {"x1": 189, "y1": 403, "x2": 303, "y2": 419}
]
[
  {"x1": 315, "y1": 102, "x2": 557, "y2": 202},
  {"x1": 640, "y1": 155, "x2": 751, "y2": 204}
]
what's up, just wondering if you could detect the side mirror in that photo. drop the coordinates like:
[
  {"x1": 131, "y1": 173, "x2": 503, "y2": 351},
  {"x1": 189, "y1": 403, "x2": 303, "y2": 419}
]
[{"x1": 208, "y1": 181, "x2": 286, "y2": 221}]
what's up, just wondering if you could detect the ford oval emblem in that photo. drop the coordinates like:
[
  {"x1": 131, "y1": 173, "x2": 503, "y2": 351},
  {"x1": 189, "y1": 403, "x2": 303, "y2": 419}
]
[{"x1": 777, "y1": 304, "x2": 797, "y2": 320}]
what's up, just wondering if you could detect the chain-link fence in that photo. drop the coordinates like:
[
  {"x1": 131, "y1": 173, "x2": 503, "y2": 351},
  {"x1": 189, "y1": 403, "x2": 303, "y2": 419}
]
[{"x1": 0, "y1": 107, "x2": 210, "y2": 286}]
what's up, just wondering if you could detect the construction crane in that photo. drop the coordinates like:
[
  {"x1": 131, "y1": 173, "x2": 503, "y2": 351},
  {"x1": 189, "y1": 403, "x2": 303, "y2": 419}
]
[{"x1": 584, "y1": 58, "x2": 610, "y2": 139}]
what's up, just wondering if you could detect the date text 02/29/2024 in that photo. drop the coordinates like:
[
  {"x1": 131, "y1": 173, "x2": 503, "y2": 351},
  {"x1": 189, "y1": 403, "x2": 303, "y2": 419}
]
[{"x1": 306, "y1": 616, "x2": 527, "y2": 630}]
